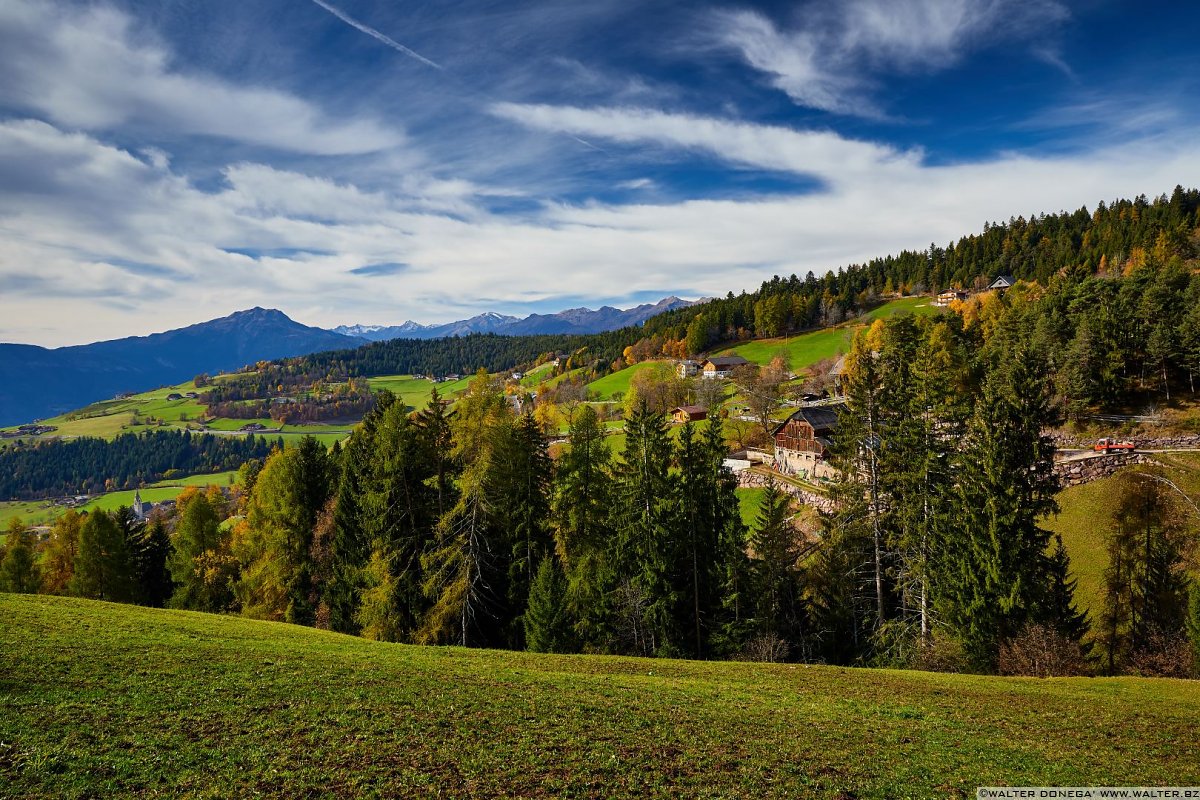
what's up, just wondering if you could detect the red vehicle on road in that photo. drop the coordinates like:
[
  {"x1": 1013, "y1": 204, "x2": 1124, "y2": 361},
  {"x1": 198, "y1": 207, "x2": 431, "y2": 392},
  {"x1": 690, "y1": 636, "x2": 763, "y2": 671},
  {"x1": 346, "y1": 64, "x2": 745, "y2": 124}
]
[{"x1": 1094, "y1": 438, "x2": 1136, "y2": 453}]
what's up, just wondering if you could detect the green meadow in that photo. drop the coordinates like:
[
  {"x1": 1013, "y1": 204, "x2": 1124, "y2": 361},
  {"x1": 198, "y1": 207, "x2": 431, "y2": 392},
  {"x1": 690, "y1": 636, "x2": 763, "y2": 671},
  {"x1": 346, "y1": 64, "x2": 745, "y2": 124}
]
[
  {"x1": 366, "y1": 374, "x2": 472, "y2": 409},
  {"x1": 586, "y1": 361, "x2": 671, "y2": 401},
  {"x1": 718, "y1": 297, "x2": 943, "y2": 373},
  {"x1": 0, "y1": 471, "x2": 240, "y2": 530},
  {"x1": 2, "y1": 594, "x2": 1198, "y2": 798}
]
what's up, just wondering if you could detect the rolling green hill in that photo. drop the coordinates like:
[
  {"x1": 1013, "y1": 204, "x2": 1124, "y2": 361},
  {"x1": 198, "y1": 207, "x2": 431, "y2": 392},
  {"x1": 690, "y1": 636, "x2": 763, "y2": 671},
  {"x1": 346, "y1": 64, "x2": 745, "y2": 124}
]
[
  {"x1": 2, "y1": 594, "x2": 1197, "y2": 798},
  {"x1": 586, "y1": 360, "x2": 670, "y2": 400},
  {"x1": 716, "y1": 297, "x2": 942, "y2": 373}
]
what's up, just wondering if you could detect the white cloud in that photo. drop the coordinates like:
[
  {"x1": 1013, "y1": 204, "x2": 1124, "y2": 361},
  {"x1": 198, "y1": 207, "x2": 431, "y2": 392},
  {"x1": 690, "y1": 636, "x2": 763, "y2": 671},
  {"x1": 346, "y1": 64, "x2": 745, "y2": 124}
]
[
  {"x1": 711, "y1": 0, "x2": 1070, "y2": 117},
  {"x1": 616, "y1": 178, "x2": 656, "y2": 190},
  {"x1": 3, "y1": 112, "x2": 1200, "y2": 346},
  {"x1": 0, "y1": 0, "x2": 403, "y2": 154},
  {"x1": 490, "y1": 103, "x2": 920, "y2": 184}
]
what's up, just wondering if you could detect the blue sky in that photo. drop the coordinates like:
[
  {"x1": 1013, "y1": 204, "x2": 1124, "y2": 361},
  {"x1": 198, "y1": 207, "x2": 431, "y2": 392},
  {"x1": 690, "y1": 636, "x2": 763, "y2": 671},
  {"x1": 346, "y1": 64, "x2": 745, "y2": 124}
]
[{"x1": 1, "y1": 0, "x2": 1198, "y2": 345}]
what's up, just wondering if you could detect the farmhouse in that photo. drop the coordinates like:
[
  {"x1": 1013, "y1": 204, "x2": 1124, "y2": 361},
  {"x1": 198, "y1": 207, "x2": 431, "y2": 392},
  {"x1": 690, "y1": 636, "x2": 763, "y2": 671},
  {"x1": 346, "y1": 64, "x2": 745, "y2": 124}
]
[
  {"x1": 772, "y1": 403, "x2": 844, "y2": 481},
  {"x1": 677, "y1": 359, "x2": 701, "y2": 378},
  {"x1": 702, "y1": 355, "x2": 750, "y2": 379},
  {"x1": 987, "y1": 274, "x2": 1016, "y2": 291},
  {"x1": 166, "y1": 393, "x2": 183, "y2": 401},
  {"x1": 934, "y1": 289, "x2": 968, "y2": 306},
  {"x1": 672, "y1": 405, "x2": 707, "y2": 423}
]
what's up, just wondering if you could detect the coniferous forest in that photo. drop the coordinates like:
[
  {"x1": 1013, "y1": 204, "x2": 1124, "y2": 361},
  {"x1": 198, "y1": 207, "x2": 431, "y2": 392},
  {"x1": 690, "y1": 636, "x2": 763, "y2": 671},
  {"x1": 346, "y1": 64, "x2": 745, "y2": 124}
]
[{"x1": 0, "y1": 430, "x2": 279, "y2": 500}]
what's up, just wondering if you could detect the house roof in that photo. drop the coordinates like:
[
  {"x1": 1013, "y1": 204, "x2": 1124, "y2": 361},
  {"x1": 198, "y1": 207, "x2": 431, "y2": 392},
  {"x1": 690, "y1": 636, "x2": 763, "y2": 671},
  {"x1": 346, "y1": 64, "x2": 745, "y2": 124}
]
[
  {"x1": 773, "y1": 402, "x2": 845, "y2": 437},
  {"x1": 673, "y1": 405, "x2": 706, "y2": 415},
  {"x1": 705, "y1": 355, "x2": 750, "y2": 368},
  {"x1": 988, "y1": 274, "x2": 1016, "y2": 289}
]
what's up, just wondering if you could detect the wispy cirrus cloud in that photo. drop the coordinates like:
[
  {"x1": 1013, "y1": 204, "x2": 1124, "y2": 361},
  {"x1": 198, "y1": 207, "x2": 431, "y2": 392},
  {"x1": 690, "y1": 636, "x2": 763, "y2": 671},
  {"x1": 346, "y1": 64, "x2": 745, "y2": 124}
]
[
  {"x1": 0, "y1": 0, "x2": 404, "y2": 154},
  {"x1": 710, "y1": 0, "x2": 1071, "y2": 118},
  {"x1": 490, "y1": 102, "x2": 919, "y2": 183}
]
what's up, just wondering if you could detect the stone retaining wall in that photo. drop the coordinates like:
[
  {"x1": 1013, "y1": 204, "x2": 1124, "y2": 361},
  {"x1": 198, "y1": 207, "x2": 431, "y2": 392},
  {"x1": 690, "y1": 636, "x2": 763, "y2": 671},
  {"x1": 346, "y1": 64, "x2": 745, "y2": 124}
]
[
  {"x1": 1050, "y1": 433, "x2": 1200, "y2": 450},
  {"x1": 1052, "y1": 452, "x2": 1162, "y2": 487},
  {"x1": 736, "y1": 469, "x2": 836, "y2": 513}
]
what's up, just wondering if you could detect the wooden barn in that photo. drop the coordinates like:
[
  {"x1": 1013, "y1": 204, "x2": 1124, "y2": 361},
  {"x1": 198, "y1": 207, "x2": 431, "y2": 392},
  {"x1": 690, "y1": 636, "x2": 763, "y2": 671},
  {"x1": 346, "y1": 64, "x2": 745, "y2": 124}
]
[
  {"x1": 672, "y1": 405, "x2": 707, "y2": 423},
  {"x1": 772, "y1": 403, "x2": 843, "y2": 480}
]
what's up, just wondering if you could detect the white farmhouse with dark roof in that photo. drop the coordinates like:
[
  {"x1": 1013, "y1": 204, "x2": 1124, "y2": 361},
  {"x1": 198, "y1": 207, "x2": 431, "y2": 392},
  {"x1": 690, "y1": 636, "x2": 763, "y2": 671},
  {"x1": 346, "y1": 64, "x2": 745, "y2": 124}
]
[{"x1": 987, "y1": 274, "x2": 1016, "y2": 291}]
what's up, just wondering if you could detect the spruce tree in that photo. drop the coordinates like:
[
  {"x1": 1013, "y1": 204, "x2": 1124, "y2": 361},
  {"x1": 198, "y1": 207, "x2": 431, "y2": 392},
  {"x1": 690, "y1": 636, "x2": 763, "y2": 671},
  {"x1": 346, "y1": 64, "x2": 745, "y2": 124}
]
[
  {"x1": 524, "y1": 556, "x2": 574, "y2": 653},
  {"x1": 942, "y1": 345, "x2": 1060, "y2": 671},
  {"x1": 1039, "y1": 533, "x2": 1091, "y2": 649},
  {"x1": 550, "y1": 404, "x2": 615, "y2": 650},
  {"x1": 136, "y1": 517, "x2": 174, "y2": 607},
  {"x1": 111, "y1": 506, "x2": 145, "y2": 604},
  {"x1": 703, "y1": 416, "x2": 752, "y2": 657},
  {"x1": 748, "y1": 481, "x2": 800, "y2": 643},
  {"x1": 490, "y1": 412, "x2": 553, "y2": 648},
  {"x1": 610, "y1": 398, "x2": 679, "y2": 656},
  {"x1": 356, "y1": 400, "x2": 436, "y2": 641},
  {"x1": 420, "y1": 370, "x2": 508, "y2": 647},
  {"x1": 325, "y1": 407, "x2": 379, "y2": 634}
]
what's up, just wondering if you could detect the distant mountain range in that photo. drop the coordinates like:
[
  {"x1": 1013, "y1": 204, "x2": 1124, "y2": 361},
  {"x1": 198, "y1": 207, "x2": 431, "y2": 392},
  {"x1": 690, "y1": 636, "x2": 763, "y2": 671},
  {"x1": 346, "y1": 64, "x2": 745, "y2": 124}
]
[
  {"x1": 0, "y1": 297, "x2": 701, "y2": 427},
  {"x1": 0, "y1": 308, "x2": 361, "y2": 427},
  {"x1": 331, "y1": 296, "x2": 700, "y2": 341}
]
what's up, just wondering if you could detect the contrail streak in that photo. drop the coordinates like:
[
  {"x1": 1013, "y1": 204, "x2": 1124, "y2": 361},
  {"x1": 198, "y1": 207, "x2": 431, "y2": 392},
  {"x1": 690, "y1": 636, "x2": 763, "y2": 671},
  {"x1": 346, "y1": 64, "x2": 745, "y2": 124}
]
[{"x1": 310, "y1": 0, "x2": 442, "y2": 70}]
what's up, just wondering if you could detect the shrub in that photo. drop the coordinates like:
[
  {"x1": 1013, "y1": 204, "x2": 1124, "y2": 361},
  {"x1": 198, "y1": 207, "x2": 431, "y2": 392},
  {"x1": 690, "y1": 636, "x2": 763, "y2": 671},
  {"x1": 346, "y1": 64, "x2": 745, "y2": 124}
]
[
  {"x1": 1126, "y1": 629, "x2": 1194, "y2": 679},
  {"x1": 737, "y1": 634, "x2": 790, "y2": 663},
  {"x1": 910, "y1": 636, "x2": 970, "y2": 674},
  {"x1": 998, "y1": 623, "x2": 1090, "y2": 677}
]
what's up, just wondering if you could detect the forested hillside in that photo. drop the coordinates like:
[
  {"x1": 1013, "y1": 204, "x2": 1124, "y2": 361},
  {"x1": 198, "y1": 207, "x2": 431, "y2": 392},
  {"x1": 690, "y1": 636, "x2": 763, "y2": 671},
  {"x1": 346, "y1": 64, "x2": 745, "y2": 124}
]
[{"x1": 267, "y1": 187, "x2": 1200, "y2": 411}]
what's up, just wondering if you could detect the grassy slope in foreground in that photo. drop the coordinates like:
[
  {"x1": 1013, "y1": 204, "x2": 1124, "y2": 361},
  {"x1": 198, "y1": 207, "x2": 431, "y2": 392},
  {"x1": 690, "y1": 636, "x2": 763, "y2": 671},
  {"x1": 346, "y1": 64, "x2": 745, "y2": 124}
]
[{"x1": 2, "y1": 596, "x2": 1198, "y2": 798}]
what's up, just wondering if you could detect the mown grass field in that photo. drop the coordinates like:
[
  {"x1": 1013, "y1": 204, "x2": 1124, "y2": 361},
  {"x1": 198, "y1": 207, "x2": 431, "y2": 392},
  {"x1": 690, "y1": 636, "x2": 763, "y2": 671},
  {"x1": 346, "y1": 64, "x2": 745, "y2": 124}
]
[
  {"x1": 365, "y1": 374, "x2": 471, "y2": 410},
  {"x1": 718, "y1": 297, "x2": 943, "y2": 373},
  {"x1": 0, "y1": 380, "x2": 212, "y2": 440},
  {"x1": 1, "y1": 595, "x2": 1197, "y2": 798},
  {"x1": 586, "y1": 361, "x2": 669, "y2": 401},
  {"x1": 736, "y1": 486, "x2": 766, "y2": 529}
]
